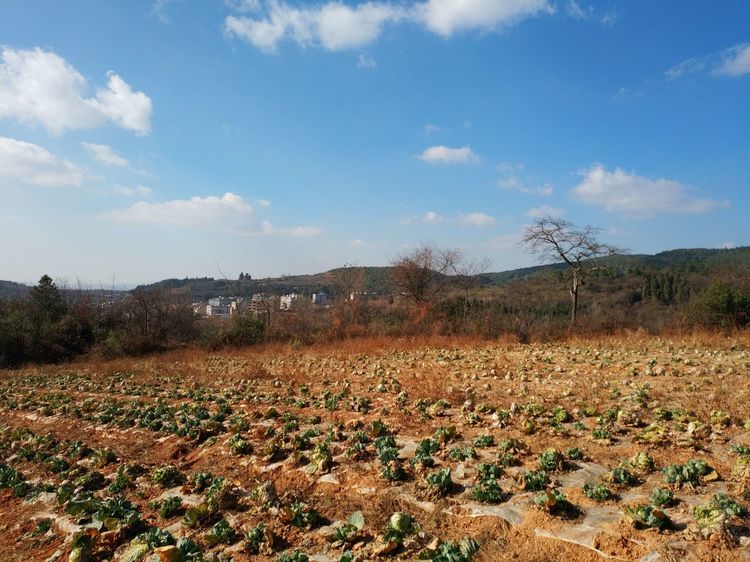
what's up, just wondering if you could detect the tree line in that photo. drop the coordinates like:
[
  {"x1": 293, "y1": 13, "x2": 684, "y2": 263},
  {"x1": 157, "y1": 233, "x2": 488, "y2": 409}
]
[{"x1": 1, "y1": 217, "x2": 749, "y2": 367}]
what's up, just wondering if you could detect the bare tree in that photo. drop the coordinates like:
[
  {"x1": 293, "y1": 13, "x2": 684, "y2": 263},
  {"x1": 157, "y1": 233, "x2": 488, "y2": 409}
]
[
  {"x1": 389, "y1": 243, "x2": 463, "y2": 304},
  {"x1": 332, "y1": 263, "x2": 367, "y2": 303},
  {"x1": 520, "y1": 216, "x2": 620, "y2": 324},
  {"x1": 451, "y1": 256, "x2": 491, "y2": 330}
]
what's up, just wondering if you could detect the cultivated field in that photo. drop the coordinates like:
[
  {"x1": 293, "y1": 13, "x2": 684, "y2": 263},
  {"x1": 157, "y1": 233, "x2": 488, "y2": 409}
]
[{"x1": 1, "y1": 335, "x2": 749, "y2": 562}]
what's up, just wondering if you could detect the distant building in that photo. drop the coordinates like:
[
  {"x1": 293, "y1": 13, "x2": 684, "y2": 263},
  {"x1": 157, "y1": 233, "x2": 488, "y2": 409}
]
[
  {"x1": 280, "y1": 293, "x2": 299, "y2": 311},
  {"x1": 249, "y1": 293, "x2": 273, "y2": 317},
  {"x1": 311, "y1": 292, "x2": 329, "y2": 305},
  {"x1": 201, "y1": 296, "x2": 247, "y2": 318},
  {"x1": 207, "y1": 304, "x2": 230, "y2": 317},
  {"x1": 349, "y1": 291, "x2": 375, "y2": 302}
]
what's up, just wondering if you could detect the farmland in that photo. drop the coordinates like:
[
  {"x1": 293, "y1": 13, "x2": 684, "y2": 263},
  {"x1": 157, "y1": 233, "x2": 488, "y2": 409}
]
[{"x1": 0, "y1": 335, "x2": 749, "y2": 562}]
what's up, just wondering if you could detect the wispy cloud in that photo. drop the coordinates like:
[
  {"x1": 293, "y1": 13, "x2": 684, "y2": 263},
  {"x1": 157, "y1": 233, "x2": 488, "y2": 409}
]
[
  {"x1": 357, "y1": 53, "x2": 377, "y2": 68},
  {"x1": 401, "y1": 210, "x2": 494, "y2": 227},
  {"x1": 225, "y1": 0, "x2": 261, "y2": 12},
  {"x1": 0, "y1": 136, "x2": 84, "y2": 187},
  {"x1": 713, "y1": 43, "x2": 750, "y2": 77},
  {"x1": 115, "y1": 185, "x2": 152, "y2": 196},
  {"x1": 666, "y1": 43, "x2": 750, "y2": 81},
  {"x1": 348, "y1": 238, "x2": 372, "y2": 248},
  {"x1": 525, "y1": 205, "x2": 565, "y2": 218},
  {"x1": 613, "y1": 83, "x2": 647, "y2": 100},
  {"x1": 259, "y1": 221, "x2": 321, "y2": 237},
  {"x1": 81, "y1": 142, "x2": 130, "y2": 167},
  {"x1": 566, "y1": 0, "x2": 589, "y2": 20},
  {"x1": 150, "y1": 0, "x2": 180, "y2": 24},
  {"x1": 571, "y1": 164, "x2": 728, "y2": 217},
  {"x1": 565, "y1": 0, "x2": 616, "y2": 26},
  {"x1": 0, "y1": 47, "x2": 152, "y2": 135},
  {"x1": 497, "y1": 163, "x2": 553, "y2": 195},
  {"x1": 664, "y1": 56, "x2": 707, "y2": 80},
  {"x1": 418, "y1": 145, "x2": 479, "y2": 165}
]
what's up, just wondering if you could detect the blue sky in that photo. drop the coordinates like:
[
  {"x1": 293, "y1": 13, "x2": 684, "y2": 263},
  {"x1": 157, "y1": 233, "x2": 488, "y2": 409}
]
[{"x1": 0, "y1": 0, "x2": 748, "y2": 286}]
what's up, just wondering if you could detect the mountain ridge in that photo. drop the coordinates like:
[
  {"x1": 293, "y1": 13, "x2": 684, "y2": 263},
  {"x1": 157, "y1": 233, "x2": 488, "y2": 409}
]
[{"x1": 2, "y1": 246, "x2": 748, "y2": 301}]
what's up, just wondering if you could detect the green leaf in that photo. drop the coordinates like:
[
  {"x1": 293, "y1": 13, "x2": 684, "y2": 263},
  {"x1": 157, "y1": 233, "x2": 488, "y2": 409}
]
[{"x1": 348, "y1": 510, "x2": 365, "y2": 530}]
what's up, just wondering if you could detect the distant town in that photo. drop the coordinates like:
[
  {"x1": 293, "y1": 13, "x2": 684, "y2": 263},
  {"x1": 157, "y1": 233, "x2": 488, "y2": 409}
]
[{"x1": 193, "y1": 291, "x2": 377, "y2": 319}]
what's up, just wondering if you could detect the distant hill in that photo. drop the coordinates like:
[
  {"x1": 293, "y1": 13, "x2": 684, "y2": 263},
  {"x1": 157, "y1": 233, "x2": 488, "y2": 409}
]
[
  {"x1": 483, "y1": 247, "x2": 750, "y2": 283},
  {"x1": 0, "y1": 281, "x2": 30, "y2": 300},
  {"x1": 0, "y1": 280, "x2": 129, "y2": 303},
  {"x1": 132, "y1": 267, "x2": 395, "y2": 301},
  {"x1": 5, "y1": 246, "x2": 749, "y2": 303}
]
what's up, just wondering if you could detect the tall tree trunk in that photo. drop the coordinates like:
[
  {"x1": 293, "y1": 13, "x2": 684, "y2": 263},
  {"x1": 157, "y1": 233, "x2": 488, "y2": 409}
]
[{"x1": 570, "y1": 271, "x2": 580, "y2": 325}]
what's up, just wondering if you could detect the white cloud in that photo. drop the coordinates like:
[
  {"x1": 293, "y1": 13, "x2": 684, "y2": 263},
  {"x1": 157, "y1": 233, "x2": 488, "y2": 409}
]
[
  {"x1": 571, "y1": 164, "x2": 728, "y2": 217},
  {"x1": 418, "y1": 145, "x2": 479, "y2": 165},
  {"x1": 0, "y1": 48, "x2": 152, "y2": 135},
  {"x1": 91, "y1": 73, "x2": 153, "y2": 134},
  {"x1": 81, "y1": 142, "x2": 130, "y2": 167},
  {"x1": 664, "y1": 56, "x2": 707, "y2": 80},
  {"x1": 259, "y1": 221, "x2": 321, "y2": 237},
  {"x1": 357, "y1": 53, "x2": 377, "y2": 68},
  {"x1": 256, "y1": 198, "x2": 271, "y2": 207},
  {"x1": 105, "y1": 192, "x2": 253, "y2": 227},
  {"x1": 225, "y1": 0, "x2": 551, "y2": 52},
  {"x1": 115, "y1": 185, "x2": 153, "y2": 196},
  {"x1": 398, "y1": 211, "x2": 443, "y2": 225},
  {"x1": 459, "y1": 212, "x2": 495, "y2": 226},
  {"x1": 717, "y1": 242, "x2": 737, "y2": 250},
  {"x1": 423, "y1": 210, "x2": 442, "y2": 224},
  {"x1": 714, "y1": 43, "x2": 750, "y2": 77},
  {"x1": 525, "y1": 205, "x2": 564, "y2": 218},
  {"x1": 415, "y1": 0, "x2": 552, "y2": 37},
  {"x1": 225, "y1": 2, "x2": 406, "y2": 53},
  {"x1": 423, "y1": 123, "x2": 444, "y2": 134},
  {"x1": 0, "y1": 136, "x2": 84, "y2": 187},
  {"x1": 401, "y1": 210, "x2": 493, "y2": 226},
  {"x1": 103, "y1": 192, "x2": 319, "y2": 236}
]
